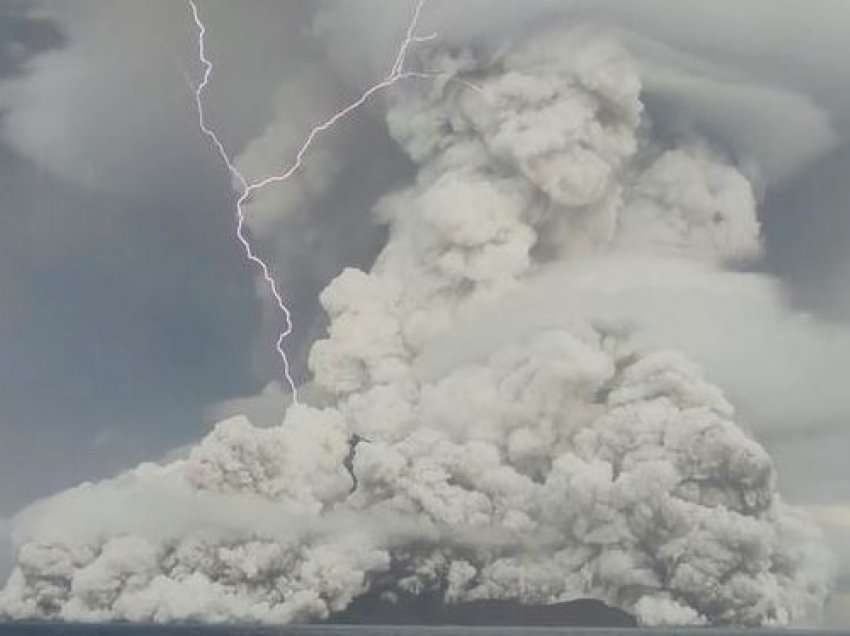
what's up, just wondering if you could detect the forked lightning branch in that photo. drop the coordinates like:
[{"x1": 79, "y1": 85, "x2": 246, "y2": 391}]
[{"x1": 187, "y1": 0, "x2": 434, "y2": 405}]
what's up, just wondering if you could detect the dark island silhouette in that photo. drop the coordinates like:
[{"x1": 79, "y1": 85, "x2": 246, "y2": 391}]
[{"x1": 329, "y1": 590, "x2": 637, "y2": 627}]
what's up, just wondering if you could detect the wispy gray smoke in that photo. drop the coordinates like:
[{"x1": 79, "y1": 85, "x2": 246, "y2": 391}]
[{"x1": 0, "y1": 20, "x2": 835, "y2": 627}]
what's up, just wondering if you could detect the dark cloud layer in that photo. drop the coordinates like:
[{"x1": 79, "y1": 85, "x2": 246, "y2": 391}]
[
  {"x1": 0, "y1": 2, "x2": 62, "y2": 77},
  {"x1": 764, "y1": 141, "x2": 850, "y2": 321}
]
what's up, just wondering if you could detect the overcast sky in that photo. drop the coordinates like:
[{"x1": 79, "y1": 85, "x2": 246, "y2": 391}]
[
  {"x1": 1, "y1": 0, "x2": 850, "y2": 607},
  {"x1": 0, "y1": 1, "x2": 262, "y2": 514}
]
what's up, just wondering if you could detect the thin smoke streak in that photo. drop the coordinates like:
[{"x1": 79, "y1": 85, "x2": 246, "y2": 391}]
[{"x1": 187, "y1": 0, "x2": 433, "y2": 406}]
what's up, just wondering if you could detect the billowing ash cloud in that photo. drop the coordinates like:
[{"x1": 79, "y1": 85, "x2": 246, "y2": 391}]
[{"x1": 0, "y1": 18, "x2": 834, "y2": 628}]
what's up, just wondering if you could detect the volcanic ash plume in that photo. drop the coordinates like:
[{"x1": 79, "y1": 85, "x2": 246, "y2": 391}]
[{"x1": 0, "y1": 24, "x2": 831, "y2": 626}]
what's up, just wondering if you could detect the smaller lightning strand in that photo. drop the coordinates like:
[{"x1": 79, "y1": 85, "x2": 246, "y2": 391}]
[{"x1": 188, "y1": 0, "x2": 434, "y2": 406}]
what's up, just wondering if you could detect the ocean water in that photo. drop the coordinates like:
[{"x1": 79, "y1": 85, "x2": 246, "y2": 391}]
[{"x1": 0, "y1": 627, "x2": 849, "y2": 636}]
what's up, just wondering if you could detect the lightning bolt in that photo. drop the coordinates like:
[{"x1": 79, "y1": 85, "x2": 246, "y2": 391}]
[{"x1": 187, "y1": 0, "x2": 435, "y2": 406}]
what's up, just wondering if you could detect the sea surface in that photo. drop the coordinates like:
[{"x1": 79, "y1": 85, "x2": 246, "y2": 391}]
[{"x1": 1, "y1": 627, "x2": 849, "y2": 636}]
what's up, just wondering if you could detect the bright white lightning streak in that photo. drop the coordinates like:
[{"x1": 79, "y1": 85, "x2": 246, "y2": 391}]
[{"x1": 188, "y1": 0, "x2": 434, "y2": 406}]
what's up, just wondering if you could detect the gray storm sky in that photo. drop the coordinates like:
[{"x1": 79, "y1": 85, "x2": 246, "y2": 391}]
[
  {"x1": 1, "y1": 0, "x2": 849, "y2": 597},
  {"x1": 0, "y1": 2, "x2": 261, "y2": 513},
  {"x1": 0, "y1": 0, "x2": 407, "y2": 516}
]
